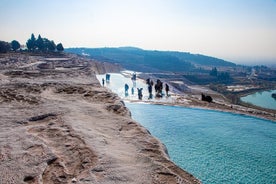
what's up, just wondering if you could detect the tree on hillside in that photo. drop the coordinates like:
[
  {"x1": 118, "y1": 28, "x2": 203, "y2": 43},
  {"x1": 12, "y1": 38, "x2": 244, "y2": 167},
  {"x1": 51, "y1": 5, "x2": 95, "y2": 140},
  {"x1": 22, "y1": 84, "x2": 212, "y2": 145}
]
[
  {"x1": 26, "y1": 33, "x2": 63, "y2": 52},
  {"x1": 56, "y1": 43, "x2": 64, "y2": 51},
  {"x1": 0, "y1": 41, "x2": 11, "y2": 53},
  {"x1": 26, "y1": 33, "x2": 36, "y2": 51},
  {"x1": 43, "y1": 38, "x2": 56, "y2": 51},
  {"x1": 210, "y1": 67, "x2": 218, "y2": 77},
  {"x1": 35, "y1": 34, "x2": 44, "y2": 51},
  {"x1": 218, "y1": 72, "x2": 231, "y2": 82},
  {"x1": 11, "y1": 40, "x2": 20, "y2": 51}
]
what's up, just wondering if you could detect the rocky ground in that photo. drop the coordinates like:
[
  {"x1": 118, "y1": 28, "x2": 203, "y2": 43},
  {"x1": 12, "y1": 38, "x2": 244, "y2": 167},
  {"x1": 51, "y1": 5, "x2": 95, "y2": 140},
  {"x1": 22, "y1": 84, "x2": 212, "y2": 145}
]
[{"x1": 0, "y1": 52, "x2": 200, "y2": 184}]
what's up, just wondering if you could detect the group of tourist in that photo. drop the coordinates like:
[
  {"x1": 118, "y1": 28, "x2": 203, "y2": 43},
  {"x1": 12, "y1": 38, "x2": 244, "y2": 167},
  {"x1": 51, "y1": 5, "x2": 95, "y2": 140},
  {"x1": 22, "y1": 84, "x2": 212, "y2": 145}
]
[
  {"x1": 102, "y1": 73, "x2": 215, "y2": 104},
  {"x1": 145, "y1": 78, "x2": 170, "y2": 99},
  {"x1": 126, "y1": 73, "x2": 170, "y2": 100},
  {"x1": 102, "y1": 73, "x2": 170, "y2": 100},
  {"x1": 124, "y1": 84, "x2": 144, "y2": 99}
]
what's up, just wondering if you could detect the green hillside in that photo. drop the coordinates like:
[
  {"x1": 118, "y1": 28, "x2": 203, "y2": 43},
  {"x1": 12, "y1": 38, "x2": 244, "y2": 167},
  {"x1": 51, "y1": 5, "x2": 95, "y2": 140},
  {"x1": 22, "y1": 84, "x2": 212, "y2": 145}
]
[{"x1": 66, "y1": 47, "x2": 236, "y2": 72}]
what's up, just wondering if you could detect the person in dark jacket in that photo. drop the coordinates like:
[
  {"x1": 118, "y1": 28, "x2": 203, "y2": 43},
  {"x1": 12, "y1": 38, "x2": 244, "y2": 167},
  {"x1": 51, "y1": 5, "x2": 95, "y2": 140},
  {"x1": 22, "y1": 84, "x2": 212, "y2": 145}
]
[{"x1": 165, "y1": 83, "x2": 169, "y2": 97}]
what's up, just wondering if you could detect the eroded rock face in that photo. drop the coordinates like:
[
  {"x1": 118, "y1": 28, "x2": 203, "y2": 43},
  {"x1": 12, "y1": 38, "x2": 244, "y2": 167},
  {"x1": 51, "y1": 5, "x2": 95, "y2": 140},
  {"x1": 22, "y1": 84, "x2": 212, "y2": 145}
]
[{"x1": 0, "y1": 53, "x2": 200, "y2": 184}]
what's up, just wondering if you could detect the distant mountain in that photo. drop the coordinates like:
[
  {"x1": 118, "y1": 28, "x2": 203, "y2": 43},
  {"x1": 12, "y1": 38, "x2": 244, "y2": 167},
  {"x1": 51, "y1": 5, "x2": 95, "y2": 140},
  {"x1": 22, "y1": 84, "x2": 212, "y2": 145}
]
[{"x1": 66, "y1": 47, "x2": 236, "y2": 72}]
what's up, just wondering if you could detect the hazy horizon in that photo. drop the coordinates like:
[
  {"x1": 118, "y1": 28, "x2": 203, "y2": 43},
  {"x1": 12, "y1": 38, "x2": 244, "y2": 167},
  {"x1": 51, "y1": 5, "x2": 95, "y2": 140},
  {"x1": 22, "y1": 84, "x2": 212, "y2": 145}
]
[{"x1": 1, "y1": 0, "x2": 276, "y2": 65}]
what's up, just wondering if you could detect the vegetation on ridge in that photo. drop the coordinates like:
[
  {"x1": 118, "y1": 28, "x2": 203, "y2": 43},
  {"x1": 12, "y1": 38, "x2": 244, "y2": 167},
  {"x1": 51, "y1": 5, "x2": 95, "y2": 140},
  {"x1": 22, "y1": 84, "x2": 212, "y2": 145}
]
[{"x1": 0, "y1": 34, "x2": 64, "y2": 53}]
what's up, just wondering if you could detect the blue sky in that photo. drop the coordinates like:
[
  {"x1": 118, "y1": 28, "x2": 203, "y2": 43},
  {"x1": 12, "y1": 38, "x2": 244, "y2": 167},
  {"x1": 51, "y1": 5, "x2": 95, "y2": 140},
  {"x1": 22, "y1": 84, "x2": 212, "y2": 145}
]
[{"x1": 1, "y1": 0, "x2": 276, "y2": 64}]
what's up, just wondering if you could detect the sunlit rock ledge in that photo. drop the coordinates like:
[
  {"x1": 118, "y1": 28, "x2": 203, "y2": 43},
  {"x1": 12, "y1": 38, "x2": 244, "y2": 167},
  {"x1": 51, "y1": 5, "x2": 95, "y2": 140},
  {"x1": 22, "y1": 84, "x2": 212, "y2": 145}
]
[{"x1": 0, "y1": 52, "x2": 200, "y2": 184}]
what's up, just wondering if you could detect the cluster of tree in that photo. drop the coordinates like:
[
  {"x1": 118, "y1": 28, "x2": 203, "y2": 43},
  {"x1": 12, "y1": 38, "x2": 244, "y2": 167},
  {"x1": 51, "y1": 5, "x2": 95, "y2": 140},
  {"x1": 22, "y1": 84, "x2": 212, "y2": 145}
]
[
  {"x1": 0, "y1": 40, "x2": 23, "y2": 53},
  {"x1": 209, "y1": 67, "x2": 231, "y2": 82},
  {"x1": 26, "y1": 34, "x2": 64, "y2": 52},
  {"x1": 0, "y1": 41, "x2": 11, "y2": 53},
  {"x1": 0, "y1": 33, "x2": 64, "y2": 53},
  {"x1": 209, "y1": 67, "x2": 218, "y2": 77}
]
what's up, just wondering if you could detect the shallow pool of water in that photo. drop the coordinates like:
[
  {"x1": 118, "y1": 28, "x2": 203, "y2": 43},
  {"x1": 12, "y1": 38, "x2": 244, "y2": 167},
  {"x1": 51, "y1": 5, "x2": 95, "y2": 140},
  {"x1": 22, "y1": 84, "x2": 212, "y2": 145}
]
[
  {"x1": 96, "y1": 73, "x2": 175, "y2": 103},
  {"x1": 241, "y1": 90, "x2": 276, "y2": 110},
  {"x1": 126, "y1": 103, "x2": 276, "y2": 184}
]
